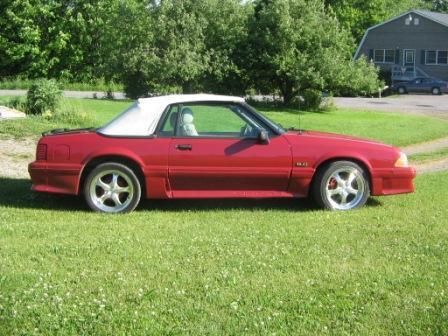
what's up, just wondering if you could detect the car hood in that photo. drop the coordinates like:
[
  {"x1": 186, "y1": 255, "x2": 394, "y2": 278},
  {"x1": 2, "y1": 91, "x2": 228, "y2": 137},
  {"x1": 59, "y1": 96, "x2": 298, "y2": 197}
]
[{"x1": 285, "y1": 130, "x2": 394, "y2": 149}]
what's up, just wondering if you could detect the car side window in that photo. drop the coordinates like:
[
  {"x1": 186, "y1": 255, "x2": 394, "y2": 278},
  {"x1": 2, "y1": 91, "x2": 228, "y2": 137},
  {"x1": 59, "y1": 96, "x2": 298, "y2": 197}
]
[
  {"x1": 159, "y1": 105, "x2": 179, "y2": 136},
  {"x1": 160, "y1": 103, "x2": 263, "y2": 138}
]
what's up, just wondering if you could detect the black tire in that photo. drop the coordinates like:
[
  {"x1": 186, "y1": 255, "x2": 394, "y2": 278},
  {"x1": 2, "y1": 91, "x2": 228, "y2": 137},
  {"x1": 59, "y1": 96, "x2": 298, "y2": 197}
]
[
  {"x1": 432, "y1": 87, "x2": 441, "y2": 95},
  {"x1": 84, "y1": 162, "x2": 141, "y2": 213},
  {"x1": 312, "y1": 161, "x2": 370, "y2": 211},
  {"x1": 397, "y1": 87, "x2": 406, "y2": 94}
]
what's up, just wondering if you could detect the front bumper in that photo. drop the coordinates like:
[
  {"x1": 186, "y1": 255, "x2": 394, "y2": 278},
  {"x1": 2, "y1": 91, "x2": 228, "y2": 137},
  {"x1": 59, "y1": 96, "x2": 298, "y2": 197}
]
[
  {"x1": 370, "y1": 166, "x2": 416, "y2": 196},
  {"x1": 28, "y1": 161, "x2": 82, "y2": 195}
]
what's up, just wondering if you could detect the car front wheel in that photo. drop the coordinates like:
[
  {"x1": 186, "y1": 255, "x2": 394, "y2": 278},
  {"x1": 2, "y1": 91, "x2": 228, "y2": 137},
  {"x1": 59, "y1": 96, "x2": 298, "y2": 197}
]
[
  {"x1": 84, "y1": 162, "x2": 142, "y2": 213},
  {"x1": 312, "y1": 161, "x2": 370, "y2": 211},
  {"x1": 432, "y1": 87, "x2": 441, "y2": 95},
  {"x1": 397, "y1": 87, "x2": 406, "y2": 94}
]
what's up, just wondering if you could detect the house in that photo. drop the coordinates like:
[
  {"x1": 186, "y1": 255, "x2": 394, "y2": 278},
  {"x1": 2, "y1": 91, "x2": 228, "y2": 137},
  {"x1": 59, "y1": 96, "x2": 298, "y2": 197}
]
[{"x1": 355, "y1": 9, "x2": 448, "y2": 82}]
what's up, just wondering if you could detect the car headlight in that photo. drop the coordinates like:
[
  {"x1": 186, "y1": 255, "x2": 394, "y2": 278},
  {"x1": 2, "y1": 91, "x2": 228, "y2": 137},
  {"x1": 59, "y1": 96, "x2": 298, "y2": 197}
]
[{"x1": 394, "y1": 152, "x2": 409, "y2": 167}]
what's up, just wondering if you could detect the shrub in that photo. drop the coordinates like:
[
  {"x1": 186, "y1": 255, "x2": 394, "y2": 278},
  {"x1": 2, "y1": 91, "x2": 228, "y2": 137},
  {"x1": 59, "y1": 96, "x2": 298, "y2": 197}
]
[
  {"x1": 25, "y1": 79, "x2": 62, "y2": 115},
  {"x1": 52, "y1": 101, "x2": 95, "y2": 126},
  {"x1": 123, "y1": 72, "x2": 150, "y2": 99},
  {"x1": 301, "y1": 89, "x2": 323, "y2": 110}
]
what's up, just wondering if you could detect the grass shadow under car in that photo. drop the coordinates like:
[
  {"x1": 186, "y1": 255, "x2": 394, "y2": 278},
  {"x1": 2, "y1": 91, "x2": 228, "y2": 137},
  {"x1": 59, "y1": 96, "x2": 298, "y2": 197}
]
[{"x1": 0, "y1": 177, "x2": 382, "y2": 213}]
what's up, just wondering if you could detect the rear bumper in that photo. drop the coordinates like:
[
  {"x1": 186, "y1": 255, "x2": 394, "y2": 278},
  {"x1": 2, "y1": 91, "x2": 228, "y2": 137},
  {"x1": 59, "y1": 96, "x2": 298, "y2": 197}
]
[
  {"x1": 371, "y1": 167, "x2": 416, "y2": 196},
  {"x1": 28, "y1": 161, "x2": 82, "y2": 195}
]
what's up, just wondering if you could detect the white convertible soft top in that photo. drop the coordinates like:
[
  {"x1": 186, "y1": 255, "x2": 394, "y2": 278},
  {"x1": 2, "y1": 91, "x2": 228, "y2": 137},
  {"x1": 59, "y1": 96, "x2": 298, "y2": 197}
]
[{"x1": 98, "y1": 94, "x2": 245, "y2": 136}]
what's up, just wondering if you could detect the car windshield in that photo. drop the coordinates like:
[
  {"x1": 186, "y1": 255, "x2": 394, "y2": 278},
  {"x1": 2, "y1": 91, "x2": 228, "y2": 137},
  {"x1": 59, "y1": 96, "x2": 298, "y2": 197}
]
[{"x1": 244, "y1": 103, "x2": 285, "y2": 134}]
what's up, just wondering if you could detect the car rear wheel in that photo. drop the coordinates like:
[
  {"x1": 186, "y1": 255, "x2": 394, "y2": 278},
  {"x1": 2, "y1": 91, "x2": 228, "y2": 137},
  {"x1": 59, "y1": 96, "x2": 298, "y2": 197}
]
[
  {"x1": 312, "y1": 161, "x2": 370, "y2": 211},
  {"x1": 84, "y1": 162, "x2": 141, "y2": 213},
  {"x1": 432, "y1": 87, "x2": 441, "y2": 95},
  {"x1": 397, "y1": 87, "x2": 406, "y2": 94}
]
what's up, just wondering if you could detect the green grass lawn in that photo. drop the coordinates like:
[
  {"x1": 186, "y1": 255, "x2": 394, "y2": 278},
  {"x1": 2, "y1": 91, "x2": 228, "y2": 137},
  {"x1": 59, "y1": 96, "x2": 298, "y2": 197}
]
[
  {"x1": 1, "y1": 97, "x2": 447, "y2": 334},
  {"x1": 261, "y1": 108, "x2": 448, "y2": 147},
  {"x1": 1, "y1": 97, "x2": 448, "y2": 147},
  {"x1": 0, "y1": 97, "x2": 132, "y2": 139},
  {"x1": 409, "y1": 148, "x2": 448, "y2": 163},
  {"x1": 0, "y1": 172, "x2": 447, "y2": 335}
]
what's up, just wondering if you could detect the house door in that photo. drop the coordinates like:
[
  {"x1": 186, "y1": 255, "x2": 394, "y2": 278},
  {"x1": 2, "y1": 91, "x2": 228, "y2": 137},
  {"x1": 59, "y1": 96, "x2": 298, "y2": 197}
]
[{"x1": 403, "y1": 49, "x2": 415, "y2": 66}]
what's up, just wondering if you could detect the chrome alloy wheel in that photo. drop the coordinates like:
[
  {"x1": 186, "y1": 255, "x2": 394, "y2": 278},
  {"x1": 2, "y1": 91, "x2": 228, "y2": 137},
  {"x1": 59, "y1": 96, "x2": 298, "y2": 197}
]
[
  {"x1": 89, "y1": 169, "x2": 134, "y2": 213},
  {"x1": 324, "y1": 167, "x2": 366, "y2": 210}
]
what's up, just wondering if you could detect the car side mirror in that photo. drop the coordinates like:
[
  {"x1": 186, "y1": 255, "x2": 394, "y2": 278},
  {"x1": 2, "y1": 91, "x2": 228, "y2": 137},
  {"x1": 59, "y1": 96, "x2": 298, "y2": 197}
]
[{"x1": 258, "y1": 129, "x2": 270, "y2": 144}]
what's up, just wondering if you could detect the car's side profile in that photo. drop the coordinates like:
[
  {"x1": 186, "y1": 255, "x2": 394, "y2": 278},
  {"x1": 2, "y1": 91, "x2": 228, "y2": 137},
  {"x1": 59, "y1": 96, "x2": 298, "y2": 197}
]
[
  {"x1": 29, "y1": 94, "x2": 415, "y2": 213},
  {"x1": 393, "y1": 77, "x2": 448, "y2": 95}
]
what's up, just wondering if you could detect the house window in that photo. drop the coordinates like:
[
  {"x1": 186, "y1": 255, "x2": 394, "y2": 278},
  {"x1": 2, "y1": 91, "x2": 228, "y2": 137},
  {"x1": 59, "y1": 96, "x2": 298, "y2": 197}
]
[
  {"x1": 426, "y1": 50, "x2": 437, "y2": 64},
  {"x1": 438, "y1": 51, "x2": 448, "y2": 65},
  {"x1": 374, "y1": 49, "x2": 395, "y2": 63},
  {"x1": 426, "y1": 50, "x2": 448, "y2": 65},
  {"x1": 385, "y1": 50, "x2": 395, "y2": 63}
]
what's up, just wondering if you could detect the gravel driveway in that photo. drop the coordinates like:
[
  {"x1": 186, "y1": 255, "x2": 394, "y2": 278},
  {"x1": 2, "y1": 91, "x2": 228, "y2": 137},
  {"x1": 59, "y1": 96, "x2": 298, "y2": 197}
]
[{"x1": 334, "y1": 94, "x2": 448, "y2": 120}]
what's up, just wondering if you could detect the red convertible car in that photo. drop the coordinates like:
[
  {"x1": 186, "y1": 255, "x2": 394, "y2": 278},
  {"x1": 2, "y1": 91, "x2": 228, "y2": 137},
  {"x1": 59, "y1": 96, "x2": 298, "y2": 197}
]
[{"x1": 29, "y1": 94, "x2": 415, "y2": 213}]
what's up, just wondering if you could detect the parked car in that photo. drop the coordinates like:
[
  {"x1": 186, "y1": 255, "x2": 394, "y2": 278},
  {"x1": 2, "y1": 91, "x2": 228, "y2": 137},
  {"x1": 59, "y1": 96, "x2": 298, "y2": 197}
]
[
  {"x1": 392, "y1": 77, "x2": 448, "y2": 95},
  {"x1": 29, "y1": 94, "x2": 415, "y2": 213}
]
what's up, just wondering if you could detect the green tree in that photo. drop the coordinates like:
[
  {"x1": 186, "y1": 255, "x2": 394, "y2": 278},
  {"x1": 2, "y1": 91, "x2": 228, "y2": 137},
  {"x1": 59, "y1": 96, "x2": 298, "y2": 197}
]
[
  {"x1": 114, "y1": 0, "x2": 250, "y2": 98},
  {"x1": 429, "y1": 0, "x2": 448, "y2": 11},
  {"x1": 0, "y1": 0, "x2": 69, "y2": 78},
  {"x1": 324, "y1": 0, "x2": 426, "y2": 44},
  {"x1": 246, "y1": 0, "x2": 380, "y2": 105},
  {"x1": 0, "y1": 0, "x2": 118, "y2": 81}
]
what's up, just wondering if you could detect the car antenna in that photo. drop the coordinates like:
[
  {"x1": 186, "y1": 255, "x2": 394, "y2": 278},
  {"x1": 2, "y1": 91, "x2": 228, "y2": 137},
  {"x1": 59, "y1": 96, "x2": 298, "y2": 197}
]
[{"x1": 298, "y1": 96, "x2": 304, "y2": 134}]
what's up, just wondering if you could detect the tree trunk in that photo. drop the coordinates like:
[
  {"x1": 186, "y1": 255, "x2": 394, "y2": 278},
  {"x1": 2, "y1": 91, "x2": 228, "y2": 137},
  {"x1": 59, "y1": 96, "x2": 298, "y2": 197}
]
[
  {"x1": 279, "y1": 81, "x2": 295, "y2": 105},
  {"x1": 182, "y1": 81, "x2": 194, "y2": 94}
]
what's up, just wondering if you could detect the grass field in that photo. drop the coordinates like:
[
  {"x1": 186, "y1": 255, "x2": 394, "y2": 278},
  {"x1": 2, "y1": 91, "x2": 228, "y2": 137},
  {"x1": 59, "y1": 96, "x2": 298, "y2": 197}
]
[
  {"x1": 1, "y1": 97, "x2": 448, "y2": 147},
  {"x1": 0, "y1": 172, "x2": 447, "y2": 335},
  {"x1": 409, "y1": 148, "x2": 448, "y2": 163},
  {"x1": 261, "y1": 108, "x2": 448, "y2": 147},
  {"x1": 1, "y1": 97, "x2": 448, "y2": 334},
  {"x1": 0, "y1": 97, "x2": 132, "y2": 138}
]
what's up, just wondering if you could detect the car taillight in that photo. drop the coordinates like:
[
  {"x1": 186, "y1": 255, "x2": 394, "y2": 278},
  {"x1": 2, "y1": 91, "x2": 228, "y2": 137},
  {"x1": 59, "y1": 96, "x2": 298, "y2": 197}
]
[{"x1": 36, "y1": 144, "x2": 47, "y2": 161}]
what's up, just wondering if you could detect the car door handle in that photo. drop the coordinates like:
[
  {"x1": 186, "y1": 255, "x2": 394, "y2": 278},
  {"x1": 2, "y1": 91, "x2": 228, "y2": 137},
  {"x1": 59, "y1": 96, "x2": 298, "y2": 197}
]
[{"x1": 176, "y1": 144, "x2": 192, "y2": 151}]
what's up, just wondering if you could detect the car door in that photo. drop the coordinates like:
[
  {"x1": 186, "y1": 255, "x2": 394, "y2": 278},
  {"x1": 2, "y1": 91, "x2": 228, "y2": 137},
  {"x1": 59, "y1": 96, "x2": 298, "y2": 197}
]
[
  {"x1": 161, "y1": 102, "x2": 292, "y2": 197},
  {"x1": 422, "y1": 78, "x2": 434, "y2": 93},
  {"x1": 406, "y1": 78, "x2": 421, "y2": 93}
]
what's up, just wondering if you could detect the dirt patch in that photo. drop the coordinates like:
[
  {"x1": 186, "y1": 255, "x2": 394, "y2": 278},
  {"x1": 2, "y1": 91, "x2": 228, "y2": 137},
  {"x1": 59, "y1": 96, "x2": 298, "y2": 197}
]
[
  {"x1": 0, "y1": 138, "x2": 36, "y2": 178},
  {"x1": 403, "y1": 136, "x2": 448, "y2": 173},
  {"x1": 402, "y1": 136, "x2": 448, "y2": 156},
  {"x1": 414, "y1": 158, "x2": 448, "y2": 174}
]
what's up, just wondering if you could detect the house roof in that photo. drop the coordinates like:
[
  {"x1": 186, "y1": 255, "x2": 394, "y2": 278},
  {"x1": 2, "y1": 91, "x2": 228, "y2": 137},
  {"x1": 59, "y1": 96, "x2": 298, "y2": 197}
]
[
  {"x1": 354, "y1": 9, "x2": 448, "y2": 59},
  {"x1": 414, "y1": 9, "x2": 448, "y2": 27}
]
